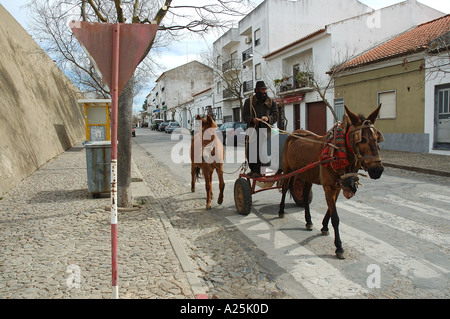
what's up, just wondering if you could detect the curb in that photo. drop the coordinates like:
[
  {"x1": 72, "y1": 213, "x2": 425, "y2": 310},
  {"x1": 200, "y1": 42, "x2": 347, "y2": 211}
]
[
  {"x1": 383, "y1": 162, "x2": 450, "y2": 177},
  {"x1": 131, "y1": 157, "x2": 209, "y2": 299}
]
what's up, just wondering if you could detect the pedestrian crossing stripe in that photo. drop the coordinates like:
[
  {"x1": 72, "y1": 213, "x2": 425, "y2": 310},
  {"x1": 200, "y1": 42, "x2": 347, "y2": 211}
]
[{"x1": 336, "y1": 201, "x2": 450, "y2": 249}]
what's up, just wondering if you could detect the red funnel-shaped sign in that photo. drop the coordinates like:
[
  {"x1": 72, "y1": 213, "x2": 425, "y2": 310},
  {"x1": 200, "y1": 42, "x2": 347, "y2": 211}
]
[{"x1": 70, "y1": 21, "x2": 158, "y2": 95}]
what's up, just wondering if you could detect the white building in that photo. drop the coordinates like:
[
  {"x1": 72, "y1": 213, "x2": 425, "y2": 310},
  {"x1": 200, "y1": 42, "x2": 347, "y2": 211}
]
[
  {"x1": 212, "y1": 0, "x2": 372, "y2": 124},
  {"x1": 147, "y1": 60, "x2": 213, "y2": 127},
  {"x1": 263, "y1": 0, "x2": 445, "y2": 134},
  {"x1": 212, "y1": 0, "x2": 444, "y2": 134}
]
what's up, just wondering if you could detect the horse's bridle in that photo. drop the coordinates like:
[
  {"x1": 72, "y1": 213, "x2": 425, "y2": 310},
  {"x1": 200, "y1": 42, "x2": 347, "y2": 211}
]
[{"x1": 346, "y1": 120, "x2": 384, "y2": 170}]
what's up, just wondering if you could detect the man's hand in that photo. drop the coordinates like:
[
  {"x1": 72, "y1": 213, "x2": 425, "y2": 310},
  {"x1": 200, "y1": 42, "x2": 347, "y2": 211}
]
[{"x1": 261, "y1": 116, "x2": 269, "y2": 122}]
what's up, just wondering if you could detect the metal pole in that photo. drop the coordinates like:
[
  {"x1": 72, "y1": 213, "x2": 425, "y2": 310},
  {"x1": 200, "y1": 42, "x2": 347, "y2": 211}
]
[{"x1": 110, "y1": 23, "x2": 120, "y2": 299}]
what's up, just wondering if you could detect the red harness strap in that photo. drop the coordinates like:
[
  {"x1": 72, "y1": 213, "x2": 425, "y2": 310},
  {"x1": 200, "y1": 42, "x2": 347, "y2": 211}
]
[{"x1": 346, "y1": 127, "x2": 354, "y2": 155}]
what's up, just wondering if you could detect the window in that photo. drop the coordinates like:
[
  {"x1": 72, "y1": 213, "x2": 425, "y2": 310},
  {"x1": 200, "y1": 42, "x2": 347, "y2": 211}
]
[
  {"x1": 254, "y1": 28, "x2": 261, "y2": 46},
  {"x1": 213, "y1": 107, "x2": 222, "y2": 120},
  {"x1": 231, "y1": 51, "x2": 238, "y2": 68},
  {"x1": 438, "y1": 88, "x2": 450, "y2": 116},
  {"x1": 217, "y1": 81, "x2": 222, "y2": 94},
  {"x1": 377, "y1": 90, "x2": 396, "y2": 119},
  {"x1": 334, "y1": 98, "x2": 345, "y2": 122},
  {"x1": 255, "y1": 63, "x2": 262, "y2": 80}
]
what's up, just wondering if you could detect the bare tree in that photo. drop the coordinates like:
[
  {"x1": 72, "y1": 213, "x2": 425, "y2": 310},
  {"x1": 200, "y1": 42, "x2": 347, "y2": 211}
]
[
  {"x1": 26, "y1": 0, "x2": 258, "y2": 207},
  {"x1": 424, "y1": 32, "x2": 450, "y2": 82},
  {"x1": 202, "y1": 47, "x2": 251, "y2": 110}
]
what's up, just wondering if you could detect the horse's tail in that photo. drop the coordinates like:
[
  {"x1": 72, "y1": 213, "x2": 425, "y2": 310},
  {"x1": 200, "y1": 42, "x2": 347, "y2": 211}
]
[{"x1": 194, "y1": 166, "x2": 202, "y2": 181}]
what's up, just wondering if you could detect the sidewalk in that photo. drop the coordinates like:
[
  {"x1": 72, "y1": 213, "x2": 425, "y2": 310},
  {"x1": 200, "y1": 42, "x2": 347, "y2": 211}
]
[
  {"x1": 0, "y1": 141, "x2": 448, "y2": 299},
  {"x1": 0, "y1": 142, "x2": 200, "y2": 299},
  {"x1": 381, "y1": 149, "x2": 450, "y2": 177}
]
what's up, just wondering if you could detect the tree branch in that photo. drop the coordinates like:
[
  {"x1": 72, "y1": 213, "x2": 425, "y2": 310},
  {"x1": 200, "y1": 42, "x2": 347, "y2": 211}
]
[{"x1": 87, "y1": 0, "x2": 107, "y2": 22}]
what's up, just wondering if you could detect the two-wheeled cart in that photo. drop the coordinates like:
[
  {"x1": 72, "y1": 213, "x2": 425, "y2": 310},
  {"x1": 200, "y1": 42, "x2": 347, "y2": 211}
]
[{"x1": 234, "y1": 157, "x2": 334, "y2": 216}]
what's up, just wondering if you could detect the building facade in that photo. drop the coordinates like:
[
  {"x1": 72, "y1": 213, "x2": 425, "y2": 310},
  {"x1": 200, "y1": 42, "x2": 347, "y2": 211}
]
[
  {"x1": 147, "y1": 60, "x2": 213, "y2": 128},
  {"x1": 212, "y1": 0, "x2": 372, "y2": 125},
  {"x1": 212, "y1": 0, "x2": 444, "y2": 136},
  {"x1": 334, "y1": 15, "x2": 450, "y2": 154}
]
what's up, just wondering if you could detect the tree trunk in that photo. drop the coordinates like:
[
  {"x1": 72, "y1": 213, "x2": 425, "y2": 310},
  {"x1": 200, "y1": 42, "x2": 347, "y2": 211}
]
[{"x1": 117, "y1": 74, "x2": 134, "y2": 207}]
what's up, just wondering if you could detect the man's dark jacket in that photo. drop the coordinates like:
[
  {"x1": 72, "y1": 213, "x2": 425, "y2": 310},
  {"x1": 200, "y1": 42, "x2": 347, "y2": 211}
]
[{"x1": 242, "y1": 95, "x2": 278, "y2": 132}]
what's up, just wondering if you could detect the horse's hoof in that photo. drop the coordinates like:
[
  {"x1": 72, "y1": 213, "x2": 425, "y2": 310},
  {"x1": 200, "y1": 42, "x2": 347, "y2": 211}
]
[
  {"x1": 321, "y1": 229, "x2": 329, "y2": 236},
  {"x1": 336, "y1": 249, "x2": 345, "y2": 259},
  {"x1": 218, "y1": 198, "x2": 223, "y2": 205},
  {"x1": 206, "y1": 205, "x2": 211, "y2": 210},
  {"x1": 191, "y1": 188, "x2": 195, "y2": 193},
  {"x1": 306, "y1": 223, "x2": 313, "y2": 231},
  {"x1": 278, "y1": 212, "x2": 285, "y2": 218}
]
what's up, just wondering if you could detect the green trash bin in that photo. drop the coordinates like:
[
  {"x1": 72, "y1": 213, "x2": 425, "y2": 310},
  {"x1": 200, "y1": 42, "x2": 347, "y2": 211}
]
[{"x1": 85, "y1": 141, "x2": 111, "y2": 197}]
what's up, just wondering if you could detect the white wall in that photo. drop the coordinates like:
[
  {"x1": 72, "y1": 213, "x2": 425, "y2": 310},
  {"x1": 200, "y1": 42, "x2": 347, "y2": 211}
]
[
  {"x1": 329, "y1": 0, "x2": 445, "y2": 62},
  {"x1": 424, "y1": 53, "x2": 450, "y2": 154}
]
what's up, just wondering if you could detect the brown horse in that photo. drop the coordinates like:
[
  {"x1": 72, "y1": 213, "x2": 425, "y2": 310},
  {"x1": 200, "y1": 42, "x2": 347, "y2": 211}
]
[
  {"x1": 190, "y1": 115, "x2": 225, "y2": 210},
  {"x1": 279, "y1": 105, "x2": 384, "y2": 259}
]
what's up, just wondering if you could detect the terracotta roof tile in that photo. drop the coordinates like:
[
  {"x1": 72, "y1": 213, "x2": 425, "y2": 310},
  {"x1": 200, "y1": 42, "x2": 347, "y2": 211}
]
[{"x1": 343, "y1": 14, "x2": 450, "y2": 69}]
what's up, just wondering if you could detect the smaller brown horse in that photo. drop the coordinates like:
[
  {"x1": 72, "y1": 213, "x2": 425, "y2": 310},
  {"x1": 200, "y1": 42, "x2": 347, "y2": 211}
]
[
  {"x1": 279, "y1": 104, "x2": 384, "y2": 259},
  {"x1": 190, "y1": 115, "x2": 225, "y2": 210}
]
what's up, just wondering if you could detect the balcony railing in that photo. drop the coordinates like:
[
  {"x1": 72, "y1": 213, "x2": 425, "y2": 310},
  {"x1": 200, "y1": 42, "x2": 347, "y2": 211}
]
[
  {"x1": 222, "y1": 59, "x2": 241, "y2": 72},
  {"x1": 243, "y1": 80, "x2": 253, "y2": 93},
  {"x1": 223, "y1": 88, "x2": 234, "y2": 99},
  {"x1": 242, "y1": 47, "x2": 253, "y2": 63},
  {"x1": 275, "y1": 74, "x2": 313, "y2": 94}
]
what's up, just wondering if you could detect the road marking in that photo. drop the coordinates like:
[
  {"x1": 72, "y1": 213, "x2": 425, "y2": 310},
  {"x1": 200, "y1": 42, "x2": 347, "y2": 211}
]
[
  {"x1": 227, "y1": 214, "x2": 368, "y2": 299},
  {"x1": 372, "y1": 194, "x2": 450, "y2": 220},
  {"x1": 337, "y1": 221, "x2": 449, "y2": 279},
  {"x1": 417, "y1": 192, "x2": 450, "y2": 205},
  {"x1": 336, "y1": 201, "x2": 450, "y2": 250}
]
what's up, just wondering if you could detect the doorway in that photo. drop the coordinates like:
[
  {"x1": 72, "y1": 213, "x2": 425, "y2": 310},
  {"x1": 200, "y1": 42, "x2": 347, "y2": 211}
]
[
  {"x1": 294, "y1": 104, "x2": 301, "y2": 130},
  {"x1": 307, "y1": 101, "x2": 326, "y2": 135},
  {"x1": 435, "y1": 85, "x2": 450, "y2": 148}
]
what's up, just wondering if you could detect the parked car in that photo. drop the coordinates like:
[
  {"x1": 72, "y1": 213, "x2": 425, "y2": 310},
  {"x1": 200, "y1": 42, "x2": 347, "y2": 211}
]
[
  {"x1": 165, "y1": 121, "x2": 180, "y2": 133},
  {"x1": 217, "y1": 122, "x2": 247, "y2": 146},
  {"x1": 158, "y1": 122, "x2": 169, "y2": 132},
  {"x1": 151, "y1": 119, "x2": 164, "y2": 130}
]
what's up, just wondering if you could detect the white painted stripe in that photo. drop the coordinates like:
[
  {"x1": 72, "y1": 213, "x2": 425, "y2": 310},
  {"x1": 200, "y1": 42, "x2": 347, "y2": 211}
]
[
  {"x1": 336, "y1": 201, "x2": 450, "y2": 249},
  {"x1": 227, "y1": 215, "x2": 367, "y2": 298},
  {"x1": 112, "y1": 285, "x2": 119, "y2": 299},
  {"x1": 304, "y1": 209, "x2": 449, "y2": 279},
  {"x1": 417, "y1": 192, "x2": 450, "y2": 205},
  {"x1": 372, "y1": 194, "x2": 450, "y2": 220}
]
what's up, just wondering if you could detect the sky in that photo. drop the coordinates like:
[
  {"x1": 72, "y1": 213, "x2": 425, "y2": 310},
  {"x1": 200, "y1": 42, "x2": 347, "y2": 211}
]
[{"x1": 1, "y1": 0, "x2": 449, "y2": 112}]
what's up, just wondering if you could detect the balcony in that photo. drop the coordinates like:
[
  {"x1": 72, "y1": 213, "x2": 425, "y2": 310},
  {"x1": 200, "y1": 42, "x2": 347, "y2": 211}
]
[
  {"x1": 275, "y1": 74, "x2": 314, "y2": 95},
  {"x1": 223, "y1": 88, "x2": 235, "y2": 100},
  {"x1": 222, "y1": 59, "x2": 241, "y2": 72},
  {"x1": 243, "y1": 80, "x2": 253, "y2": 93},
  {"x1": 242, "y1": 47, "x2": 253, "y2": 64}
]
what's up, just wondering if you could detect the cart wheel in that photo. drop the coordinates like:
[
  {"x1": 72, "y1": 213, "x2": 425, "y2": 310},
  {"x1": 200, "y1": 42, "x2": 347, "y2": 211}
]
[
  {"x1": 291, "y1": 177, "x2": 313, "y2": 207},
  {"x1": 234, "y1": 178, "x2": 252, "y2": 215}
]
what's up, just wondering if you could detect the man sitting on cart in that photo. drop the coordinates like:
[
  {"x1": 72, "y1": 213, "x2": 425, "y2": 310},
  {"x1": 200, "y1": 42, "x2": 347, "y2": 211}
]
[{"x1": 242, "y1": 81, "x2": 279, "y2": 177}]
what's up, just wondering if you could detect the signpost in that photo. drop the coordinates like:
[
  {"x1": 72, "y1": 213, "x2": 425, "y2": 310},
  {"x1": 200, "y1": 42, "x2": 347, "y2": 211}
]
[{"x1": 70, "y1": 21, "x2": 158, "y2": 299}]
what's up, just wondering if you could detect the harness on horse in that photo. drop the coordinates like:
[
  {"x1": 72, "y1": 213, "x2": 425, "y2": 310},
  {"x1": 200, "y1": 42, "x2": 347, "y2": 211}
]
[
  {"x1": 320, "y1": 120, "x2": 384, "y2": 198},
  {"x1": 346, "y1": 120, "x2": 384, "y2": 169}
]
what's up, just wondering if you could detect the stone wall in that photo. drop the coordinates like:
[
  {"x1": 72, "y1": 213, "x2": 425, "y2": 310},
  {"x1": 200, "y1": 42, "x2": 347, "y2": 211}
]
[{"x1": 0, "y1": 5, "x2": 85, "y2": 196}]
